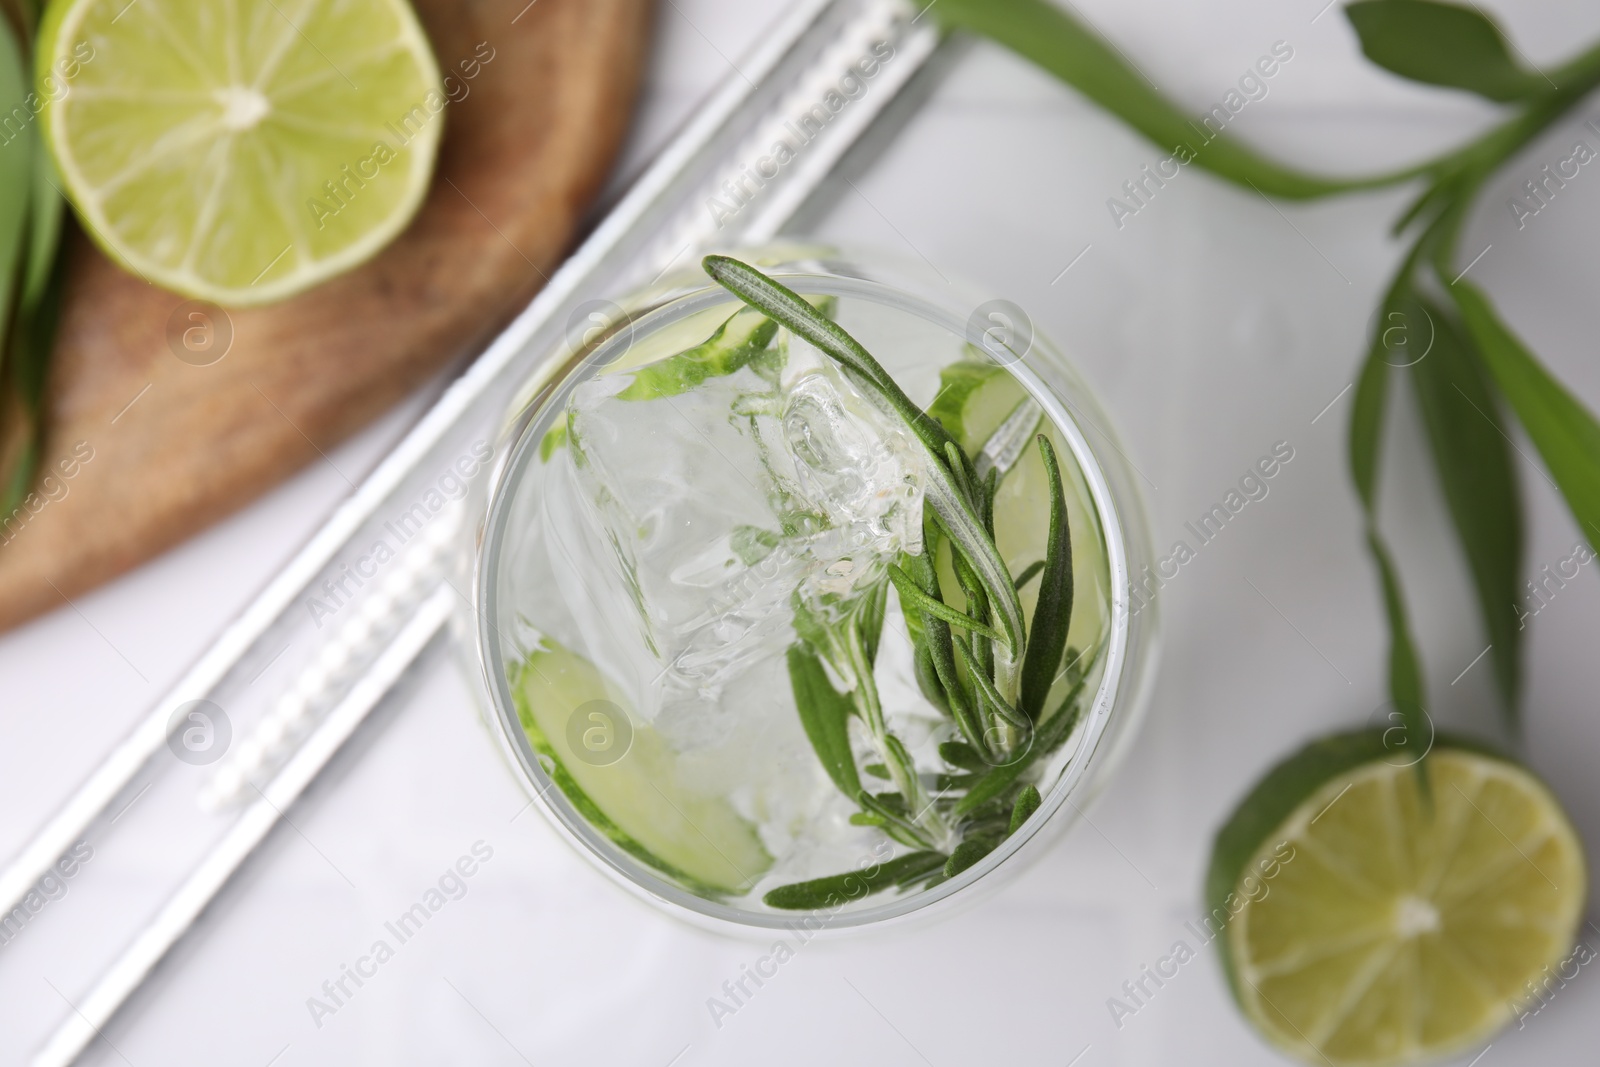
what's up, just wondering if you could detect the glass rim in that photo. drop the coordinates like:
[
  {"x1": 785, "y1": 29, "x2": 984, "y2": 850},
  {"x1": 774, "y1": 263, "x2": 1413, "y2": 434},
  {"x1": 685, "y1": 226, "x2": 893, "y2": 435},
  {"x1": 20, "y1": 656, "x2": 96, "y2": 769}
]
[{"x1": 473, "y1": 264, "x2": 1139, "y2": 934}]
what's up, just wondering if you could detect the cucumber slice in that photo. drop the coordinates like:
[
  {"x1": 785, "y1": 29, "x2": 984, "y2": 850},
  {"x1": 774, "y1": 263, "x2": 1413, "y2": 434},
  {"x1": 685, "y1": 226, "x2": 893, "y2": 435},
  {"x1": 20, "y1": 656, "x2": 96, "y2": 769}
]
[{"x1": 511, "y1": 641, "x2": 773, "y2": 896}]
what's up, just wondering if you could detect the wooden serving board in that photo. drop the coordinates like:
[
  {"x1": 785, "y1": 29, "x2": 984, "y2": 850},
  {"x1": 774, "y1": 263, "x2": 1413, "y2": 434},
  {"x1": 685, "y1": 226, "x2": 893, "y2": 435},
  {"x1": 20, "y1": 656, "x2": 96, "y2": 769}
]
[{"x1": 0, "y1": 0, "x2": 652, "y2": 631}]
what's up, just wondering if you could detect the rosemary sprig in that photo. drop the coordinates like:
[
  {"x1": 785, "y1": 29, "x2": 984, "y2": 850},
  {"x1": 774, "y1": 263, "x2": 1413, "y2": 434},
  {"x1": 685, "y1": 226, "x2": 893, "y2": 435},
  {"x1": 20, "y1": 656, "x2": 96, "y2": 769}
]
[
  {"x1": 703, "y1": 255, "x2": 1085, "y2": 908},
  {"x1": 704, "y1": 255, "x2": 1028, "y2": 693}
]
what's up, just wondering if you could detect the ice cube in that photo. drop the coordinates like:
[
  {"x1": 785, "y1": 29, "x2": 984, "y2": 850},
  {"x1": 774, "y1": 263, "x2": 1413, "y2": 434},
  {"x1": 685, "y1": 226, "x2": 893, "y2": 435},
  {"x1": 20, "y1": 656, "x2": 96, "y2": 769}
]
[{"x1": 540, "y1": 325, "x2": 924, "y2": 744}]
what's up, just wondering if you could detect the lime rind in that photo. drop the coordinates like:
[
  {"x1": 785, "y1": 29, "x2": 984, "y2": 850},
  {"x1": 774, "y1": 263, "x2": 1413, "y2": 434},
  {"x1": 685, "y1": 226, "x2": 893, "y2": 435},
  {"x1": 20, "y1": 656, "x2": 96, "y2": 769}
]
[
  {"x1": 1210, "y1": 729, "x2": 1587, "y2": 1066},
  {"x1": 38, "y1": 0, "x2": 443, "y2": 305}
]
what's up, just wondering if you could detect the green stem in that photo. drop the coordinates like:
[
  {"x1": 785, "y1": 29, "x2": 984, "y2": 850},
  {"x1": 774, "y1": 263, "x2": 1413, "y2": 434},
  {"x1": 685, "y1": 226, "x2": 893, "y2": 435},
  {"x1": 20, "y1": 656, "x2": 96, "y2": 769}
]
[
  {"x1": 842, "y1": 620, "x2": 952, "y2": 849},
  {"x1": 922, "y1": 0, "x2": 1427, "y2": 198},
  {"x1": 924, "y1": 0, "x2": 1600, "y2": 208}
]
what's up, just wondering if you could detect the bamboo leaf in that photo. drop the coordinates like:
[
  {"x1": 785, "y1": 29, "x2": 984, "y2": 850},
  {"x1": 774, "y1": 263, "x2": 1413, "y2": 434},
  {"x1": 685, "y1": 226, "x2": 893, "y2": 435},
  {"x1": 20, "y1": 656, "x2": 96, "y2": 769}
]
[
  {"x1": 762, "y1": 851, "x2": 946, "y2": 910},
  {"x1": 1452, "y1": 281, "x2": 1600, "y2": 557},
  {"x1": 786, "y1": 645, "x2": 861, "y2": 799},
  {"x1": 21, "y1": 151, "x2": 62, "y2": 316},
  {"x1": 1348, "y1": 275, "x2": 1432, "y2": 768},
  {"x1": 1019, "y1": 435, "x2": 1074, "y2": 722},
  {"x1": 1346, "y1": 0, "x2": 1548, "y2": 103},
  {"x1": 0, "y1": 252, "x2": 63, "y2": 517},
  {"x1": 1350, "y1": 325, "x2": 1392, "y2": 512},
  {"x1": 0, "y1": 18, "x2": 31, "y2": 307},
  {"x1": 0, "y1": 16, "x2": 40, "y2": 519},
  {"x1": 922, "y1": 0, "x2": 1409, "y2": 199},
  {"x1": 1410, "y1": 300, "x2": 1522, "y2": 714}
]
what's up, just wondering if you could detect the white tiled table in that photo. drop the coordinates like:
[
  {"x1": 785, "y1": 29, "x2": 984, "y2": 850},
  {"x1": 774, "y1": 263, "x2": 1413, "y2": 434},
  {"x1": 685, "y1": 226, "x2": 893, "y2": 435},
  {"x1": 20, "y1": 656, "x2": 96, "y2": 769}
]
[{"x1": 4, "y1": 2, "x2": 1598, "y2": 1064}]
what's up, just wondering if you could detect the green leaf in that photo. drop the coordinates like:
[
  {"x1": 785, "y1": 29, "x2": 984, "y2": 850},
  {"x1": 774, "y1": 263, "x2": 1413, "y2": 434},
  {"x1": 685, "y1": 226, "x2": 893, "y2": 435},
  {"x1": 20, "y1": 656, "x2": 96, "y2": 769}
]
[
  {"x1": 954, "y1": 760, "x2": 1026, "y2": 818},
  {"x1": 1019, "y1": 435, "x2": 1073, "y2": 722},
  {"x1": 858, "y1": 577, "x2": 888, "y2": 665},
  {"x1": 0, "y1": 17, "x2": 31, "y2": 308},
  {"x1": 934, "y1": 742, "x2": 985, "y2": 767},
  {"x1": 1008, "y1": 785, "x2": 1043, "y2": 834},
  {"x1": 1453, "y1": 281, "x2": 1600, "y2": 557},
  {"x1": 762, "y1": 851, "x2": 947, "y2": 910},
  {"x1": 939, "y1": 740, "x2": 985, "y2": 771},
  {"x1": 952, "y1": 678, "x2": 1085, "y2": 817},
  {"x1": 922, "y1": 0, "x2": 1404, "y2": 199},
  {"x1": 702, "y1": 255, "x2": 960, "y2": 464},
  {"x1": 786, "y1": 645, "x2": 861, "y2": 800},
  {"x1": 924, "y1": 473, "x2": 1026, "y2": 661},
  {"x1": 20, "y1": 153, "x2": 61, "y2": 318},
  {"x1": 0, "y1": 251, "x2": 63, "y2": 517},
  {"x1": 888, "y1": 564, "x2": 1004, "y2": 643},
  {"x1": 704, "y1": 256, "x2": 1028, "y2": 664},
  {"x1": 1349, "y1": 321, "x2": 1393, "y2": 512},
  {"x1": 943, "y1": 838, "x2": 996, "y2": 878},
  {"x1": 0, "y1": 15, "x2": 41, "y2": 519},
  {"x1": 729, "y1": 524, "x2": 780, "y2": 566},
  {"x1": 788, "y1": 589, "x2": 832, "y2": 655},
  {"x1": 954, "y1": 639, "x2": 1027, "y2": 730},
  {"x1": 1013, "y1": 559, "x2": 1045, "y2": 590},
  {"x1": 912, "y1": 644, "x2": 947, "y2": 716},
  {"x1": 1346, "y1": 0, "x2": 1548, "y2": 103},
  {"x1": 1410, "y1": 301, "x2": 1522, "y2": 713},
  {"x1": 1369, "y1": 531, "x2": 1428, "y2": 730},
  {"x1": 856, "y1": 790, "x2": 933, "y2": 850},
  {"x1": 906, "y1": 550, "x2": 983, "y2": 748},
  {"x1": 1348, "y1": 273, "x2": 1431, "y2": 769},
  {"x1": 616, "y1": 307, "x2": 778, "y2": 400}
]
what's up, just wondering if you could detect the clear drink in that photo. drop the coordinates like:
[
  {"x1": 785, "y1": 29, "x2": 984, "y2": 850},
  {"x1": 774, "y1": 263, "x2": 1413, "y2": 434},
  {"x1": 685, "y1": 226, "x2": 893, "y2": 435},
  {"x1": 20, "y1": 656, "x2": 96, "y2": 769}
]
[{"x1": 475, "y1": 250, "x2": 1155, "y2": 929}]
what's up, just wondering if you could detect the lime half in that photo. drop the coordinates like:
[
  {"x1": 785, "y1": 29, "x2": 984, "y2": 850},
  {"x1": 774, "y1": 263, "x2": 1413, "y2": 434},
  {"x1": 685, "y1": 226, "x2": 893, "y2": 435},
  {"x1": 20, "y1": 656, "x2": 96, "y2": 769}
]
[
  {"x1": 39, "y1": 0, "x2": 443, "y2": 305},
  {"x1": 512, "y1": 640, "x2": 773, "y2": 897},
  {"x1": 1210, "y1": 730, "x2": 1587, "y2": 1066}
]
